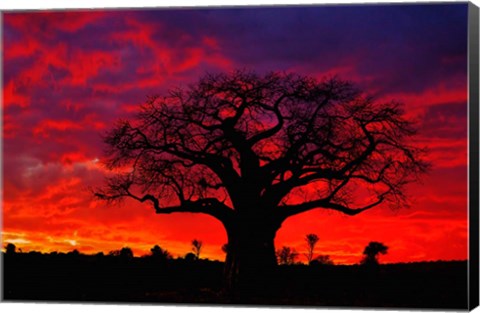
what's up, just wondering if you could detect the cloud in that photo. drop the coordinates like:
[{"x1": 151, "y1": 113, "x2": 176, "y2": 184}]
[{"x1": 4, "y1": 11, "x2": 107, "y2": 35}]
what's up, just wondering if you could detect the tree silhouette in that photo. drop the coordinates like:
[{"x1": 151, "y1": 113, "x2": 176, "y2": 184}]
[
  {"x1": 67, "y1": 249, "x2": 80, "y2": 257},
  {"x1": 109, "y1": 247, "x2": 134, "y2": 259},
  {"x1": 191, "y1": 239, "x2": 203, "y2": 259},
  {"x1": 95, "y1": 252, "x2": 105, "y2": 259},
  {"x1": 361, "y1": 241, "x2": 389, "y2": 266},
  {"x1": 5, "y1": 243, "x2": 16, "y2": 255},
  {"x1": 120, "y1": 247, "x2": 134, "y2": 259},
  {"x1": 276, "y1": 246, "x2": 298, "y2": 265},
  {"x1": 304, "y1": 233, "x2": 319, "y2": 264},
  {"x1": 150, "y1": 244, "x2": 171, "y2": 261},
  {"x1": 184, "y1": 252, "x2": 196, "y2": 262},
  {"x1": 108, "y1": 250, "x2": 120, "y2": 257},
  {"x1": 95, "y1": 70, "x2": 428, "y2": 292}
]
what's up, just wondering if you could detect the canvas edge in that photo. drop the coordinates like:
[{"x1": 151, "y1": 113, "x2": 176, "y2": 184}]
[
  {"x1": 0, "y1": 2, "x2": 477, "y2": 311},
  {"x1": 0, "y1": 10, "x2": 5, "y2": 304},
  {"x1": 468, "y1": 1, "x2": 480, "y2": 311}
]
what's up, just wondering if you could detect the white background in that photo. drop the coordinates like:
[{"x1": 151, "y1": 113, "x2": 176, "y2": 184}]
[{"x1": 1, "y1": 0, "x2": 479, "y2": 313}]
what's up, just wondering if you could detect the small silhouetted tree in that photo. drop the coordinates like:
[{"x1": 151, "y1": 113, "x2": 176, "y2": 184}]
[
  {"x1": 108, "y1": 250, "x2": 120, "y2": 257},
  {"x1": 304, "y1": 233, "x2": 319, "y2": 264},
  {"x1": 150, "y1": 244, "x2": 171, "y2": 261},
  {"x1": 361, "y1": 241, "x2": 388, "y2": 266},
  {"x1": 191, "y1": 239, "x2": 203, "y2": 259},
  {"x1": 109, "y1": 247, "x2": 133, "y2": 259},
  {"x1": 311, "y1": 255, "x2": 334, "y2": 266},
  {"x1": 67, "y1": 249, "x2": 80, "y2": 257},
  {"x1": 276, "y1": 246, "x2": 298, "y2": 265},
  {"x1": 95, "y1": 252, "x2": 105, "y2": 258},
  {"x1": 5, "y1": 243, "x2": 16, "y2": 255},
  {"x1": 95, "y1": 70, "x2": 428, "y2": 292},
  {"x1": 184, "y1": 252, "x2": 196, "y2": 262},
  {"x1": 120, "y1": 247, "x2": 134, "y2": 259}
]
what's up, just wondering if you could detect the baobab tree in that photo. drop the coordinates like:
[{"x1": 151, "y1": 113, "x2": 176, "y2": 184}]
[{"x1": 95, "y1": 70, "x2": 427, "y2": 292}]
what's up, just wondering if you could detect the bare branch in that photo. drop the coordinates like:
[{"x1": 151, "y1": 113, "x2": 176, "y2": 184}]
[{"x1": 278, "y1": 194, "x2": 386, "y2": 221}]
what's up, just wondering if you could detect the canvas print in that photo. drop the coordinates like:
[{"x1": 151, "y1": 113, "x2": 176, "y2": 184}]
[{"x1": 2, "y1": 2, "x2": 479, "y2": 310}]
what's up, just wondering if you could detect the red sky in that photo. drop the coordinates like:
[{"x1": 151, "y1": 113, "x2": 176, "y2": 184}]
[{"x1": 2, "y1": 5, "x2": 469, "y2": 264}]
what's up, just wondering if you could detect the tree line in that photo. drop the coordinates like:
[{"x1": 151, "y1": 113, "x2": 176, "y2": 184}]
[{"x1": 4, "y1": 235, "x2": 388, "y2": 266}]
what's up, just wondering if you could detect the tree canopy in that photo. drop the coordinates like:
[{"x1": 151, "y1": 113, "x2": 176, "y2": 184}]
[
  {"x1": 362, "y1": 241, "x2": 389, "y2": 265},
  {"x1": 96, "y1": 70, "x2": 428, "y2": 226}
]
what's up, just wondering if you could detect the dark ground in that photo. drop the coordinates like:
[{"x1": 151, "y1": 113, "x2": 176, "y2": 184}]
[{"x1": 2, "y1": 252, "x2": 468, "y2": 309}]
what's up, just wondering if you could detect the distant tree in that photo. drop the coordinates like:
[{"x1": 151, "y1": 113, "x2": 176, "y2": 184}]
[
  {"x1": 27, "y1": 251, "x2": 42, "y2": 257},
  {"x1": 109, "y1": 247, "x2": 134, "y2": 259},
  {"x1": 304, "y1": 233, "x2": 319, "y2": 264},
  {"x1": 5, "y1": 243, "x2": 16, "y2": 255},
  {"x1": 95, "y1": 252, "x2": 105, "y2": 258},
  {"x1": 311, "y1": 255, "x2": 334, "y2": 266},
  {"x1": 276, "y1": 246, "x2": 298, "y2": 265},
  {"x1": 27, "y1": 251, "x2": 42, "y2": 256},
  {"x1": 361, "y1": 241, "x2": 388, "y2": 266},
  {"x1": 68, "y1": 249, "x2": 80, "y2": 257},
  {"x1": 191, "y1": 239, "x2": 203, "y2": 259},
  {"x1": 108, "y1": 250, "x2": 120, "y2": 257},
  {"x1": 184, "y1": 252, "x2": 197, "y2": 262},
  {"x1": 120, "y1": 247, "x2": 134, "y2": 258},
  {"x1": 150, "y1": 244, "x2": 172, "y2": 261}
]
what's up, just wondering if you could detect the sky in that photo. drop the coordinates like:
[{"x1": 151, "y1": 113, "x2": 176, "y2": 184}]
[{"x1": 2, "y1": 3, "x2": 470, "y2": 264}]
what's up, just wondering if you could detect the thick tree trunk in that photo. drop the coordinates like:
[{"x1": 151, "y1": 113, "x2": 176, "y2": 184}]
[{"x1": 223, "y1": 219, "x2": 280, "y2": 298}]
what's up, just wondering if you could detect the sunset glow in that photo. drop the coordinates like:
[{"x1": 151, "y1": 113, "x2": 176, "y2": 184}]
[{"x1": 2, "y1": 4, "x2": 469, "y2": 264}]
